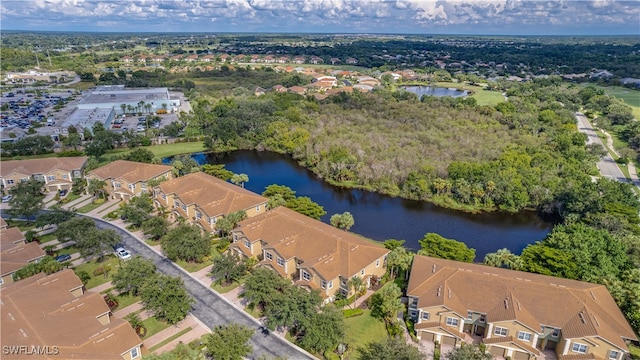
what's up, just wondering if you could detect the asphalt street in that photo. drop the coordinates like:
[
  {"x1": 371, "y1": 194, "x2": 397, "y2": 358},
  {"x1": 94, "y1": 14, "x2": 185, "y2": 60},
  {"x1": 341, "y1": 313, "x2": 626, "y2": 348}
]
[
  {"x1": 575, "y1": 112, "x2": 627, "y2": 182},
  {"x1": 91, "y1": 217, "x2": 315, "y2": 360}
]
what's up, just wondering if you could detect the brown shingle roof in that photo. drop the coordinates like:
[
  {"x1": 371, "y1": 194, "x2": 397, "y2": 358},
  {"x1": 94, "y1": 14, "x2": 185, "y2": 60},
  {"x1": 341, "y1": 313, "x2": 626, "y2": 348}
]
[
  {"x1": 0, "y1": 270, "x2": 141, "y2": 359},
  {"x1": 1, "y1": 242, "x2": 46, "y2": 276},
  {"x1": 483, "y1": 336, "x2": 540, "y2": 355},
  {"x1": 407, "y1": 256, "x2": 637, "y2": 351},
  {"x1": 0, "y1": 217, "x2": 7, "y2": 229},
  {"x1": 89, "y1": 160, "x2": 172, "y2": 183},
  {"x1": 0, "y1": 227, "x2": 26, "y2": 251},
  {"x1": 236, "y1": 207, "x2": 389, "y2": 281},
  {"x1": 0, "y1": 157, "x2": 88, "y2": 177},
  {"x1": 157, "y1": 172, "x2": 267, "y2": 217}
]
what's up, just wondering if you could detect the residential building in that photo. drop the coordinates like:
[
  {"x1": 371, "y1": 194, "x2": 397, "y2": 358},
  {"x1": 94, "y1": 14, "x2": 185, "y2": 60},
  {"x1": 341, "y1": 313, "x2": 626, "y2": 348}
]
[
  {"x1": 0, "y1": 226, "x2": 46, "y2": 286},
  {"x1": 0, "y1": 269, "x2": 143, "y2": 359},
  {"x1": 87, "y1": 160, "x2": 173, "y2": 201},
  {"x1": 0, "y1": 217, "x2": 7, "y2": 229},
  {"x1": 0, "y1": 157, "x2": 88, "y2": 192},
  {"x1": 153, "y1": 172, "x2": 268, "y2": 233},
  {"x1": 230, "y1": 206, "x2": 389, "y2": 302},
  {"x1": 407, "y1": 255, "x2": 637, "y2": 360}
]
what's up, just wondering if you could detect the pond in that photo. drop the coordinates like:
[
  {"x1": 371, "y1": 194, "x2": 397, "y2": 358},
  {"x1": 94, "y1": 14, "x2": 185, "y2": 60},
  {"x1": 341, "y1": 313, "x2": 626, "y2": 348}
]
[
  {"x1": 176, "y1": 150, "x2": 553, "y2": 260},
  {"x1": 401, "y1": 86, "x2": 469, "y2": 98}
]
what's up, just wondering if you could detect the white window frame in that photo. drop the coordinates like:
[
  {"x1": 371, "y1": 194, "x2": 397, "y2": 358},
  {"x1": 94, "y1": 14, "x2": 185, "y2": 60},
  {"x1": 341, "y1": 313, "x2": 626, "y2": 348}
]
[
  {"x1": 421, "y1": 312, "x2": 430, "y2": 320},
  {"x1": 494, "y1": 327, "x2": 508, "y2": 336},
  {"x1": 445, "y1": 317, "x2": 458, "y2": 326},
  {"x1": 47, "y1": 175, "x2": 55, "y2": 181},
  {"x1": 517, "y1": 331, "x2": 532, "y2": 342},
  {"x1": 62, "y1": 174, "x2": 68, "y2": 180},
  {"x1": 321, "y1": 280, "x2": 327, "y2": 289},
  {"x1": 7, "y1": 179, "x2": 14, "y2": 185},
  {"x1": 277, "y1": 257, "x2": 284, "y2": 267},
  {"x1": 608, "y1": 350, "x2": 620, "y2": 360},
  {"x1": 130, "y1": 347, "x2": 140, "y2": 359},
  {"x1": 141, "y1": 182, "x2": 147, "y2": 190},
  {"x1": 328, "y1": 280, "x2": 333, "y2": 289},
  {"x1": 360, "y1": 269, "x2": 365, "y2": 276},
  {"x1": 161, "y1": 193, "x2": 166, "y2": 200},
  {"x1": 115, "y1": 182, "x2": 121, "y2": 188},
  {"x1": 211, "y1": 217, "x2": 217, "y2": 224},
  {"x1": 256, "y1": 205, "x2": 261, "y2": 211},
  {"x1": 467, "y1": 311, "x2": 473, "y2": 320},
  {"x1": 265, "y1": 252, "x2": 273, "y2": 261},
  {"x1": 181, "y1": 204, "x2": 187, "y2": 211},
  {"x1": 128, "y1": 184, "x2": 135, "y2": 190},
  {"x1": 572, "y1": 343, "x2": 587, "y2": 354},
  {"x1": 552, "y1": 328, "x2": 560, "y2": 337},
  {"x1": 195, "y1": 211, "x2": 202, "y2": 220},
  {"x1": 244, "y1": 239, "x2": 250, "y2": 248},
  {"x1": 479, "y1": 315, "x2": 486, "y2": 323},
  {"x1": 376, "y1": 259, "x2": 380, "y2": 267},
  {"x1": 302, "y1": 270, "x2": 311, "y2": 281}
]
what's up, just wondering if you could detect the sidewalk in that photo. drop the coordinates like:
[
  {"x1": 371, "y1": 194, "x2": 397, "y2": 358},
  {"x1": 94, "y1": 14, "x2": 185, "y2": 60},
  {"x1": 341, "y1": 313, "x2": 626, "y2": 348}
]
[
  {"x1": 192, "y1": 265, "x2": 213, "y2": 287},
  {"x1": 152, "y1": 315, "x2": 210, "y2": 354},
  {"x1": 61, "y1": 194, "x2": 93, "y2": 211},
  {"x1": 143, "y1": 314, "x2": 203, "y2": 349}
]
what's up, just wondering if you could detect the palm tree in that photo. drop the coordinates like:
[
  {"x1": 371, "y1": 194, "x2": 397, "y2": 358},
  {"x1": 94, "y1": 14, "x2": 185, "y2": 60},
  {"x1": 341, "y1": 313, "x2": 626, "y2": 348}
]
[
  {"x1": 120, "y1": 103, "x2": 127, "y2": 115},
  {"x1": 126, "y1": 105, "x2": 134, "y2": 114},
  {"x1": 144, "y1": 103, "x2": 152, "y2": 114},
  {"x1": 483, "y1": 248, "x2": 522, "y2": 270},
  {"x1": 230, "y1": 173, "x2": 249, "y2": 188},
  {"x1": 87, "y1": 179, "x2": 107, "y2": 199},
  {"x1": 348, "y1": 276, "x2": 366, "y2": 309}
]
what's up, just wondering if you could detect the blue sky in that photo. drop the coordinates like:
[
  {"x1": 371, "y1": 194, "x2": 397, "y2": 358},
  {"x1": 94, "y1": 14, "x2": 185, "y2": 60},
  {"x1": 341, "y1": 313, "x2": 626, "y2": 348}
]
[{"x1": 1, "y1": 0, "x2": 639, "y2": 35}]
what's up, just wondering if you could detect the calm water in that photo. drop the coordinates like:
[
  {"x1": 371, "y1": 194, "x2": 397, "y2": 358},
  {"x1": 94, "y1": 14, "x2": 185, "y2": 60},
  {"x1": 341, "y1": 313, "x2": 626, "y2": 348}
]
[
  {"x1": 401, "y1": 86, "x2": 469, "y2": 98},
  {"x1": 178, "y1": 150, "x2": 552, "y2": 260}
]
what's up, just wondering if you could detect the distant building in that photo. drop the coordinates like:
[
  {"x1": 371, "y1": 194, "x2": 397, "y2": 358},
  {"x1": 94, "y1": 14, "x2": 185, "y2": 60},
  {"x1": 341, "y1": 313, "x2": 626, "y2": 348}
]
[
  {"x1": 78, "y1": 85, "x2": 180, "y2": 114},
  {"x1": 4, "y1": 70, "x2": 74, "y2": 84},
  {"x1": 0, "y1": 269, "x2": 144, "y2": 359}
]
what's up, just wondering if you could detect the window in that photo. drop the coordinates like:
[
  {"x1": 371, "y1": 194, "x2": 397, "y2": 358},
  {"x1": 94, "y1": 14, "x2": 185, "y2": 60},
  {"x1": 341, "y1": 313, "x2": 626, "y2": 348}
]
[
  {"x1": 195, "y1": 212, "x2": 202, "y2": 220},
  {"x1": 445, "y1": 317, "x2": 459, "y2": 326},
  {"x1": 141, "y1": 182, "x2": 147, "y2": 190},
  {"x1": 494, "y1": 327, "x2": 508, "y2": 336},
  {"x1": 467, "y1": 311, "x2": 473, "y2": 320},
  {"x1": 360, "y1": 269, "x2": 365, "y2": 276},
  {"x1": 256, "y1": 205, "x2": 261, "y2": 211},
  {"x1": 74, "y1": 170, "x2": 81, "y2": 178},
  {"x1": 479, "y1": 315, "x2": 486, "y2": 323},
  {"x1": 302, "y1": 271, "x2": 310, "y2": 281},
  {"x1": 608, "y1": 350, "x2": 620, "y2": 360},
  {"x1": 277, "y1": 257, "x2": 284, "y2": 267},
  {"x1": 328, "y1": 281, "x2": 333, "y2": 289},
  {"x1": 129, "y1": 184, "x2": 135, "y2": 190},
  {"x1": 376, "y1": 259, "x2": 380, "y2": 267},
  {"x1": 130, "y1": 347, "x2": 140, "y2": 359},
  {"x1": 115, "y1": 182, "x2": 121, "y2": 188},
  {"x1": 232, "y1": 234, "x2": 238, "y2": 241},
  {"x1": 572, "y1": 343, "x2": 587, "y2": 354},
  {"x1": 62, "y1": 174, "x2": 68, "y2": 180},
  {"x1": 161, "y1": 193, "x2": 166, "y2": 200},
  {"x1": 244, "y1": 239, "x2": 250, "y2": 248},
  {"x1": 181, "y1": 204, "x2": 187, "y2": 211},
  {"x1": 321, "y1": 280, "x2": 327, "y2": 289},
  {"x1": 265, "y1": 252, "x2": 273, "y2": 261},
  {"x1": 7, "y1": 179, "x2": 14, "y2": 185},
  {"x1": 211, "y1": 217, "x2": 217, "y2": 224},
  {"x1": 410, "y1": 311, "x2": 417, "y2": 317},
  {"x1": 422, "y1": 312, "x2": 430, "y2": 320},
  {"x1": 47, "y1": 175, "x2": 55, "y2": 181},
  {"x1": 0, "y1": 277, "x2": 4, "y2": 285},
  {"x1": 551, "y1": 328, "x2": 560, "y2": 338},
  {"x1": 517, "y1": 331, "x2": 532, "y2": 342}
]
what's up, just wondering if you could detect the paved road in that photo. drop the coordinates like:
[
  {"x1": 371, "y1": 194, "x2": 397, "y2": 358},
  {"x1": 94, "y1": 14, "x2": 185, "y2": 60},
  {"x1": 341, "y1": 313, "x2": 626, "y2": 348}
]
[
  {"x1": 575, "y1": 112, "x2": 627, "y2": 182},
  {"x1": 90, "y1": 217, "x2": 315, "y2": 360}
]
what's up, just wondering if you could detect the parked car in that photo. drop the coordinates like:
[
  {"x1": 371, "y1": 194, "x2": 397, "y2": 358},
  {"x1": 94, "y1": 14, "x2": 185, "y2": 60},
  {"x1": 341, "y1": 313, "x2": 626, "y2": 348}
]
[
  {"x1": 2, "y1": 195, "x2": 12, "y2": 203},
  {"x1": 55, "y1": 254, "x2": 72, "y2": 262},
  {"x1": 115, "y1": 247, "x2": 132, "y2": 260},
  {"x1": 59, "y1": 189, "x2": 68, "y2": 197}
]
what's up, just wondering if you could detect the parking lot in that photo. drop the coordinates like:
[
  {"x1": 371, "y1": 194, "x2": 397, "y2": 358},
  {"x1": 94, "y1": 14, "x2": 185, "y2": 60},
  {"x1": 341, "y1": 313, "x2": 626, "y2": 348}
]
[{"x1": 0, "y1": 90, "x2": 75, "y2": 131}]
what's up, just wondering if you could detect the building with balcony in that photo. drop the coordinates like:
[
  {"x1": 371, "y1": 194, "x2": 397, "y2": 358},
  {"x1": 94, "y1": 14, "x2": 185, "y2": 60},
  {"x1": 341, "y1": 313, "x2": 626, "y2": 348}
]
[
  {"x1": 0, "y1": 157, "x2": 88, "y2": 192},
  {"x1": 87, "y1": 160, "x2": 173, "y2": 201}
]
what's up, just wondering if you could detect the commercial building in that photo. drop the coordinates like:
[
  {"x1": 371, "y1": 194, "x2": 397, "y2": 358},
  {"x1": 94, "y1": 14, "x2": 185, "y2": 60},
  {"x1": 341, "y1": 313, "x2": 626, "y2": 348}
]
[
  {"x1": 77, "y1": 85, "x2": 180, "y2": 114},
  {"x1": 407, "y1": 255, "x2": 637, "y2": 360},
  {"x1": 230, "y1": 206, "x2": 389, "y2": 302}
]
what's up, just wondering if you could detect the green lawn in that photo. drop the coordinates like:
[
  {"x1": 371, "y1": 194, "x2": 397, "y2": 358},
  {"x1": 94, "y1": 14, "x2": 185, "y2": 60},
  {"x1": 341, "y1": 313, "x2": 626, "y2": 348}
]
[
  {"x1": 210, "y1": 280, "x2": 241, "y2": 293},
  {"x1": 38, "y1": 232, "x2": 58, "y2": 244},
  {"x1": 629, "y1": 344, "x2": 640, "y2": 360},
  {"x1": 577, "y1": 83, "x2": 640, "y2": 120},
  {"x1": 176, "y1": 259, "x2": 212, "y2": 273},
  {"x1": 104, "y1": 141, "x2": 206, "y2": 161},
  {"x1": 148, "y1": 327, "x2": 193, "y2": 353},
  {"x1": 76, "y1": 200, "x2": 106, "y2": 214},
  {"x1": 343, "y1": 309, "x2": 387, "y2": 355},
  {"x1": 73, "y1": 256, "x2": 122, "y2": 289},
  {"x1": 4, "y1": 219, "x2": 36, "y2": 231},
  {"x1": 141, "y1": 317, "x2": 171, "y2": 340},
  {"x1": 434, "y1": 81, "x2": 503, "y2": 106},
  {"x1": 114, "y1": 293, "x2": 141, "y2": 310}
]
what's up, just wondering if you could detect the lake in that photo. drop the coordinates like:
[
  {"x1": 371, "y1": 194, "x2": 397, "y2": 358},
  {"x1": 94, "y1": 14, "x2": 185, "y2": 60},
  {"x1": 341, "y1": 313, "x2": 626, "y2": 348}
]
[
  {"x1": 176, "y1": 150, "x2": 552, "y2": 260},
  {"x1": 401, "y1": 86, "x2": 469, "y2": 98}
]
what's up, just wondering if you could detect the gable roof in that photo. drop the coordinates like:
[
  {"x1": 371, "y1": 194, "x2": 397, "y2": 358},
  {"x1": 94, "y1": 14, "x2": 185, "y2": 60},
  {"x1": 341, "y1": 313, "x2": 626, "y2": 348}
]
[
  {"x1": 0, "y1": 157, "x2": 88, "y2": 177},
  {"x1": 157, "y1": 172, "x2": 267, "y2": 217},
  {"x1": 0, "y1": 270, "x2": 141, "y2": 359},
  {"x1": 0, "y1": 227, "x2": 26, "y2": 251},
  {"x1": 407, "y1": 256, "x2": 637, "y2": 350},
  {"x1": 89, "y1": 160, "x2": 172, "y2": 183},
  {"x1": 1, "y1": 242, "x2": 46, "y2": 276},
  {"x1": 235, "y1": 206, "x2": 389, "y2": 281}
]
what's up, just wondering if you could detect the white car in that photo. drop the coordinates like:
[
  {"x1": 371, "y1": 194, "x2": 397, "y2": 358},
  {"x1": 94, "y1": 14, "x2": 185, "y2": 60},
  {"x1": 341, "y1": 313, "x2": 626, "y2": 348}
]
[{"x1": 115, "y1": 247, "x2": 132, "y2": 260}]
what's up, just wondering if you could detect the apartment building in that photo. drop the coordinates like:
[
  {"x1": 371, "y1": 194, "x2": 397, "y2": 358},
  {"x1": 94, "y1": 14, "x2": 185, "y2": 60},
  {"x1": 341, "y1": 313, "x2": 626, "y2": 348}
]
[
  {"x1": 0, "y1": 157, "x2": 88, "y2": 192},
  {"x1": 153, "y1": 172, "x2": 268, "y2": 233},
  {"x1": 0, "y1": 226, "x2": 45, "y2": 286},
  {"x1": 407, "y1": 255, "x2": 637, "y2": 360},
  {"x1": 87, "y1": 160, "x2": 173, "y2": 200},
  {"x1": 0, "y1": 270, "x2": 143, "y2": 359},
  {"x1": 230, "y1": 206, "x2": 389, "y2": 301}
]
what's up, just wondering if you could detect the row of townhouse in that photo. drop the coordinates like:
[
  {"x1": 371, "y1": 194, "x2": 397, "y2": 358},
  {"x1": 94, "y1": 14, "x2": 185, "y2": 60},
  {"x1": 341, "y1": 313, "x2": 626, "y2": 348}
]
[
  {"x1": 0, "y1": 157, "x2": 88, "y2": 193},
  {"x1": 121, "y1": 54, "x2": 357, "y2": 65},
  {"x1": 1, "y1": 269, "x2": 144, "y2": 359},
  {"x1": 0, "y1": 219, "x2": 46, "y2": 287},
  {"x1": 86, "y1": 160, "x2": 174, "y2": 201},
  {"x1": 406, "y1": 255, "x2": 637, "y2": 360},
  {"x1": 229, "y1": 206, "x2": 390, "y2": 302}
]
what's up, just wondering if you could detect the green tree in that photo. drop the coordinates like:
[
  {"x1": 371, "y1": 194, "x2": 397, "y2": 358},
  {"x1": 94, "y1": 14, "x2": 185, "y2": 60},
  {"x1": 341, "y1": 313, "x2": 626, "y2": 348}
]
[
  {"x1": 288, "y1": 196, "x2": 326, "y2": 220},
  {"x1": 348, "y1": 276, "x2": 366, "y2": 309},
  {"x1": 87, "y1": 178, "x2": 107, "y2": 199},
  {"x1": 161, "y1": 224, "x2": 210, "y2": 262},
  {"x1": 263, "y1": 285, "x2": 322, "y2": 337},
  {"x1": 267, "y1": 194, "x2": 287, "y2": 209},
  {"x1": 297, "y1": 305, "x2": 345, "y2": 354},
  {"x1": 205, "y1": 323, "x2": 253, "y2": 360},
  {"x1": 125, "y1": 148, "x2": 155, "y2": 163},
  {"x1": 142, "y1": 343, "x2": 205, "y2": 360},
  {"x1": 445, "y1": 343, "x2": 492, "y2": 360},
  {"x1": 14, "y1": 256, "x2": 63, "y2": 280},
  {"x1": 56, "y1": 216, "x2": 95, "y2": 243},
  {"x1": 140, "y1": 274, "x2": 193, "y2": 325},
  {"x1": 330, "y1": 211, "x2": 355, "y2": 231},
  {"x1": 383, "y1": 239, "x2": 406, "y2": 250},
  {"x1": 357, "y1": 337, "x2": 425, "y2": 360},
  {"x1": 201, "y1": 164, "x2": 233, "y2": 180},
  {"x1": 369, "y1": 283, "x2": 403, "y2": 324},
  {"x1": 112, "y1": 256, "x2": 157, "y2": 296},
  {"x1": 141, "y1": 216, "x2": 169, "y2": 241},
  {"x1": 417, "y1": 233, "x2": 475, "y2": 263},
  {"x1": 78, "y1": 227, "x2": 120, "y2": 260},
  {"x1": 483, "y1": 248, "x2": 523, "y2": 270},
  {"x1": 215, "y1": 210, "x2": 247, "y2": 237},
  {"x1": 8, "y1": 179, "x2": 44, "y2": 223},
  {"x1": 35, "y1": 208, "x2": 75, "y2": 228},
  {"x1": 230, "y1": 173, "x2": 249, "y2": 188},
  {"x1": 243, "y1": 268, "x2": 290, "y2": 311},
  {"x1": 62, "y1": 132, "x2": 82, "y2": 150},
  {"x1": 120, "y1": 193, "x2": 154, "y2": 228},
  {"x1": 386, "y1": 246, "x2": 413, "y2": 280},
  {"x1": 209, "y1": 251, "x2": 248, "y2": 285}
]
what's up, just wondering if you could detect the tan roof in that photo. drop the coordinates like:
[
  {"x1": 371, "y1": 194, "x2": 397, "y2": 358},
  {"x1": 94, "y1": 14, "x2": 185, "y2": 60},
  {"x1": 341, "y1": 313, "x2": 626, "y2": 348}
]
[
  {"x1": 89, "y1": 160, "x2": 172, "y2": 183},
  {"x1": 157, "y1": 172, "x2": 267, "y2": 218},
  {"x1": 0, "y1": 270, "x2": 141, "y2": 359},
  {"x1": 0, "y1": 157, "x2": 87, "y2": 177},
  {"x1": 0, "y1": 227, "x2": 26, "y2": 251},
  {"x1": 235, "y1": 206, "x2": 389, "y2": 281},
  {"x1": 407, "y1": 256, "x2": 637, "y2": 351},
  {"x1": 0, "y1": 217, "x2": 7, "y2": 229},
  {"x1": 1, "y1": 242, "x2": 46, "y2": 276},
  {"x1": 483, "y1": 336, "x2": 540, "y2": 355}
]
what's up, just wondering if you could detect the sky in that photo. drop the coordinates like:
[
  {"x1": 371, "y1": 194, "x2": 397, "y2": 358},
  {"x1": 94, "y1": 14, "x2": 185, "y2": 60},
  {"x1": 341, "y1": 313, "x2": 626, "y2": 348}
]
[{"x1": 1, "y1": 0, "x2": 639, "y2": 35}]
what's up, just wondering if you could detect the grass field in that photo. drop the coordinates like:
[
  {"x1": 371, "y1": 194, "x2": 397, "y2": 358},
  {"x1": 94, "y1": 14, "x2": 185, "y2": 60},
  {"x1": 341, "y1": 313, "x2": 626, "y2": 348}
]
[
  {"x1": 141, "y1": 316, "x2": 171, "y2": 340},
  {"x1": 73, "y1": 256, "x2": 122, "y2": 289},
  {"x1": 577, "y1": 83, "x2": 640, "y2": 120},
  {"x1": 343, "y1": 309, "x2": 387, "y2": 357},
  {"x1": 434, "y1": 81, "x2": 504, "y2": 106},
  {"x1": 104, "y1": 141, "x2": 206, "y2": 161}
]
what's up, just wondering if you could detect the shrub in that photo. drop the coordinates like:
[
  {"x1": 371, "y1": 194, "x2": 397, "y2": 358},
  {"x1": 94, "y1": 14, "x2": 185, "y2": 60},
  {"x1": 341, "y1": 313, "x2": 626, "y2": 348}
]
[
  {"x1": 156, "y1": 109, "x2": 168, "y2": 115},
  {"x1": 343, "y1": 308, "x2": 364, "y2": 318},
  {"x1": 75, "y1": 270, "x2": 91, "y2": 285},
  {"x1": 323, "y1": 350, "x2": 340, "y2": 360},
  {"x1": 93, "y1": 266, "x2": 104, "y2": 276},
  {"x1": 104, "y1": 211, "x2": 119, "y2": 220},
  {"x1": 334, "y1": 294, "x2": 356, "y2": 308},
  {"x1": 93, "y1": 198, "x2": 106, "y2": 205}
]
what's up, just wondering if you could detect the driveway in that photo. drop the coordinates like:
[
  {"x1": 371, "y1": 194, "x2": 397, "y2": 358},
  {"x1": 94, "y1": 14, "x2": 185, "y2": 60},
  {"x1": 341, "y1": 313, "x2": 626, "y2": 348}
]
[
  {"x1": 575, "y1": 112, "x2": 627, "y2": 182},
  {"x1": 88, "y1": 216, "x2": 315, "y2": 360}
]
